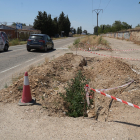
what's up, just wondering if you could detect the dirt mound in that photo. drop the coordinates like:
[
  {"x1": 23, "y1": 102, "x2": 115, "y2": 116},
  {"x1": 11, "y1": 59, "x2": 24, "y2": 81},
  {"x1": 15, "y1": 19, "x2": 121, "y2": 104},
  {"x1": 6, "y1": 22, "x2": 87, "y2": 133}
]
[{"x1": 0, "y1": 53, "x2": 140, "y2": 119}]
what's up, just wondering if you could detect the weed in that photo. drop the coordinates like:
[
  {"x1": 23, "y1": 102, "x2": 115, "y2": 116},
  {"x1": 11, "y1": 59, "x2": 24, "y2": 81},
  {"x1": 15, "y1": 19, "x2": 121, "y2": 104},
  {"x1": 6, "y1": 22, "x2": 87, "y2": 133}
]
[
  {"x1": 73, "y1": 38, "x2": 80, "y2": 46},
  {"x1": 60, "y1": 67, "x2": 64, "y2": 70},
  {"x1": 12, "y1": 74, "x2": 23, "y2": 84},
  {"x1": 42, "y1": 96, "x2": 44, "y2": 100},
  {"x1": 98, "y1": 36, "x2": 103, "y2": 44},
  {"x1": 4, "y1": 83, "x2": 8, "y2": 88},
  {"x1": 29, "y1": 65, "x2": 34, "y2": 71},
  {"x1": 45, "y1": 57, "x2": 49, "y2": 64},
  {"x1": 53, "y1": 87, "x2": 59, "y2": 90},
  {"x1": 9, "y1": 39, "x2": 19, "y2": 46},
  {"x1": 18, "y1": 86, "x2": 23, "y2": 91},
  {"x1": 59, "y1": 70, "x2": 90, "y2": 117},
  {"x1": 93, "y1": 36, "x2": 97, "y2": 39}
]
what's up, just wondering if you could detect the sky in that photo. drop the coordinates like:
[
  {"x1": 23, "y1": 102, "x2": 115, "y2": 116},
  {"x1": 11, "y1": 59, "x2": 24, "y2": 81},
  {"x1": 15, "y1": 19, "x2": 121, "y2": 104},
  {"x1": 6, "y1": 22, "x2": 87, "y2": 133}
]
[{"x1": 0, "y1": 0, "x2": 140, "y2": 34}]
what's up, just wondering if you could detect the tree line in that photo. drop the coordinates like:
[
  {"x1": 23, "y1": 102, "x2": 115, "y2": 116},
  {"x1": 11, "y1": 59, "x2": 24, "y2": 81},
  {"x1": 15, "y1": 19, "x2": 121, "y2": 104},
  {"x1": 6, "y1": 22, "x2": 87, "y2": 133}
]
[
  {"x1": 94, "y1": 21, "x2": 132, "y2": 35},
  {"x1": 33, "y1": 11, "x2": 71, "y2": 37}
]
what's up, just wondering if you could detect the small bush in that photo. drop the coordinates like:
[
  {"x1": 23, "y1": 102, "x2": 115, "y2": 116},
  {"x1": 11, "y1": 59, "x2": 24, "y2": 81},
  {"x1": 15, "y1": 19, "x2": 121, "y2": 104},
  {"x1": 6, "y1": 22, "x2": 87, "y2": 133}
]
[
  {"x1": 93, "y1": 36, "x2": 96, "y2": 39},
  {"x1": 9, "y1": 38, "x2": 27, "y2": 46},
  {"x1": 9, "y1": 38, "x2": 20, "y2": 46},
  {"x1": 59, "y1": 70, "x2": 90, "y2": 117},
  {"x1": 18, "y1": 86, "x2": 23, "y2": 91},
  {"x1": 98, "y1": 36, "x2": 102, "y2": 44},
  {"x1": 4, "y1": 83, "x2": 8, "y2": 88},
  {"x1": 73, "y1": 38, "x2": 80, "y2": 45}
]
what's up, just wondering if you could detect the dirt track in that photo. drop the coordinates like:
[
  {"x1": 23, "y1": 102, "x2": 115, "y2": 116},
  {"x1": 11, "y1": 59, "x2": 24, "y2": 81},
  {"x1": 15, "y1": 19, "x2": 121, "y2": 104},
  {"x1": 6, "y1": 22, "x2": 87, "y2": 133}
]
[{"x1": 0, "y1": 37, "x2": 140, "y2": 140}]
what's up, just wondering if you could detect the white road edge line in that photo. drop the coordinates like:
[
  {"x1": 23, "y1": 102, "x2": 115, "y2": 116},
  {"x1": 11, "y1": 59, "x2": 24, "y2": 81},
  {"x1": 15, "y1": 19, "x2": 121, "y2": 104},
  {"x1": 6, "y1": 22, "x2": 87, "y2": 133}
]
[
  {"x1": 0, "y1": 64, "x2": 21, "y2": 74},
  {"x1": 25, "y1": 58, "x2": 36, "y2": 63}
]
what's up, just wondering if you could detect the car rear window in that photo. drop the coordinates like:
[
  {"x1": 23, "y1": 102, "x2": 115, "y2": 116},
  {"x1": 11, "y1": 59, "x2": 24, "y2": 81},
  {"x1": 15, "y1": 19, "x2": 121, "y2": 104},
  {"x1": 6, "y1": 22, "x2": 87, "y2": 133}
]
[{"x1": 29, "y1": 35, "x2": 44, "y2": 40}]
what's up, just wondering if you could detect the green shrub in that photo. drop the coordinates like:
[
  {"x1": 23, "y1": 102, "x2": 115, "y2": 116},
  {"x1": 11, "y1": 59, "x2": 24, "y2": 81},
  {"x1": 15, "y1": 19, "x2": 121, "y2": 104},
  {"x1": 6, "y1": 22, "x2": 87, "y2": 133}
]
[
  {"x1": 73, "y1": 38, "x2": 80, "y2": 45},
  {"x1": 59, "y1": 70, "x2": 90, "y2": 117},
  {"x1": 4, "y1": 83, "x2": 8, "y2": 88},
  {"x1": 18, "y1": 86, "x2": 23, "y2": 91},
  {"x1": 98, "y1": 36, "x2": 102, "y2": 44},
  {"x1": 9, "y1": 39, "x2": 20, "y2": 46}
]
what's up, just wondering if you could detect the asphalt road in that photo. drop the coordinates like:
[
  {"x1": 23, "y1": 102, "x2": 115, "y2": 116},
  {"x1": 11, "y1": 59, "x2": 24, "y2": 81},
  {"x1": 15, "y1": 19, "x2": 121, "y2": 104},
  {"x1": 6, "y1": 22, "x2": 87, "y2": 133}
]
[{"x1": 0, "y1": 37, "x2": 78, "y2": 90}]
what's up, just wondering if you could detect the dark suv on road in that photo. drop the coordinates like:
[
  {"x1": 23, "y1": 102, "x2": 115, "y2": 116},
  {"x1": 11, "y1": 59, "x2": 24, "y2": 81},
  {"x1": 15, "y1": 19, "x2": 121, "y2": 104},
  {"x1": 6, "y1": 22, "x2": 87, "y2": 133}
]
[
  {"x1": 26, "y1": 34, "x2": 54, "y2": 52},
  {"x1": 0, "y1": 31, "x2": 9, "y2": 52}
]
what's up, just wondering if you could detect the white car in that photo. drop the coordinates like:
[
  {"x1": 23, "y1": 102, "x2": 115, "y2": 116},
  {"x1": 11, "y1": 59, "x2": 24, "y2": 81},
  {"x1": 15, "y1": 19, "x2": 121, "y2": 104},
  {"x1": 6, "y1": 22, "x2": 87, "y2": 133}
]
[{"x1": 0, "y1": 31, "x2": 9, "y2": 51}]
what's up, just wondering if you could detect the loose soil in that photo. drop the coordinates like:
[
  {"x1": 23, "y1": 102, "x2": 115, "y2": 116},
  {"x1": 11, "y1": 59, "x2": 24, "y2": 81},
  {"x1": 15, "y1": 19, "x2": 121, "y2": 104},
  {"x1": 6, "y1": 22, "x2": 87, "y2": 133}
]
[{"x1": 1, "y1": 37, "x2": 140, "y2": 139}]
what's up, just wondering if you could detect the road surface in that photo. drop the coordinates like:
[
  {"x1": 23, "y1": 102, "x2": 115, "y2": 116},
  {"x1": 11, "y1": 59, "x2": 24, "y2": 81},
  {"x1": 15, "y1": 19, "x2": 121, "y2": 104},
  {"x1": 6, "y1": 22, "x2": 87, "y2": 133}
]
[{"x1": 0, "y1": 37, "x2": 77, "y2": 90}]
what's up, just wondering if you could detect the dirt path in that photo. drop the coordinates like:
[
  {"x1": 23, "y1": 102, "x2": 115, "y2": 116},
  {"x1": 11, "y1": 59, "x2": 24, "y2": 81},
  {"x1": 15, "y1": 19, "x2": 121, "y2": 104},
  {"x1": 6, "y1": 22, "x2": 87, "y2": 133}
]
[
  {"x1": 0, "y1": 103, "x2": 139, "y2": 140},
  {"x1": 0, "y1": 37, "x2": 140, "y2": 140}
]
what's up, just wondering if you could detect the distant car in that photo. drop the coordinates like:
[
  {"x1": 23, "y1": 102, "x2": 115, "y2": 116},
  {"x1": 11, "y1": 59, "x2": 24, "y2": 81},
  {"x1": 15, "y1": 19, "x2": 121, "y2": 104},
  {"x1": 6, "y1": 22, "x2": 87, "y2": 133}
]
[
  {"x1": 26, "y1": 34, "x2": 54, "y2": 52},
  {"x1": 0, "y1": 31, "x2": 9, "y2": 52}
]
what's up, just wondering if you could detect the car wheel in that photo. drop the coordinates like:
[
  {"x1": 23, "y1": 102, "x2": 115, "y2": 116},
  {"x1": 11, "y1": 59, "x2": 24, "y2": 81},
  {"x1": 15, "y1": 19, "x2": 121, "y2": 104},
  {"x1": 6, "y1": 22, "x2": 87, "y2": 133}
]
[
  {"x1": 51, "y1": 44, "x2": 54, "y2": 50},
  {"x1": 44, "y1": 46, "x2": 47, "y2": 52},
  {"x1": 4, "y1": 45, "x2": 8, "y2": 52},
  {"x1": 27, "y1": 48, "x2": 31, "y2": 52}
]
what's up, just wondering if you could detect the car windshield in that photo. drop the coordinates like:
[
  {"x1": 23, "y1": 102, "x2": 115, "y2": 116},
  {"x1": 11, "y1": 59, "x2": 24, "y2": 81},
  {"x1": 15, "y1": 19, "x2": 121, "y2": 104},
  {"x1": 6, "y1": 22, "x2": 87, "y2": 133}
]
[{"x1": 29, "y1": 35, "x2": 44, "y2": 40}]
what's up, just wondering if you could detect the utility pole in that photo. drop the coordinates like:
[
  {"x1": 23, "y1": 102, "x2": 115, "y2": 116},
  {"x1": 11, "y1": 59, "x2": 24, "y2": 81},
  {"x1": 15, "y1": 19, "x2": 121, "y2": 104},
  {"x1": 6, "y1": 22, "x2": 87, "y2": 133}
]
[{"x1": 92, "y1": 9, "x2": 103, "y2": 36}]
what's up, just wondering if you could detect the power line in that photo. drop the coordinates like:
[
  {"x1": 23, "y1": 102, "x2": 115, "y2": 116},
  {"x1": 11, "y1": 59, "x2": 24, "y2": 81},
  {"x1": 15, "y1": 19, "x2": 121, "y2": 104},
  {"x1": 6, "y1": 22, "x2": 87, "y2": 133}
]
[
  {"x1": 104, "y1": 0, "x2": 112, "y2": 11},
  {"x1": 98, "y1": 0, "x2": 101, "y2": 9},
  {"x1": 99, "y1": 0, "x2": 111, "y2": 24}
]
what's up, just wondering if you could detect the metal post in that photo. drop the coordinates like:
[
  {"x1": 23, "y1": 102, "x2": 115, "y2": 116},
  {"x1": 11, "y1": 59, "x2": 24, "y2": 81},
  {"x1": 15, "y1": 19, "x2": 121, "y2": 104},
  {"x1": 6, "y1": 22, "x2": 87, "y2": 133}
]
[
  {"x1": 97, "y1": 13, "x2": 98, "y2": 36},
  {"x1": 92, "y1": 9, "x2": 103, "y2": 35}
]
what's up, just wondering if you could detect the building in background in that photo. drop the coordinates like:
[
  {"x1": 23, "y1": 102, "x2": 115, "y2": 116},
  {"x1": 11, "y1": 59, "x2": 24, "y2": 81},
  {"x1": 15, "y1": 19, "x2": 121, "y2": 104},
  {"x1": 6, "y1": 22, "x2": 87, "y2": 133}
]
[{"x1": 0, "y1": 24, "x2": 41, "y2": 40}]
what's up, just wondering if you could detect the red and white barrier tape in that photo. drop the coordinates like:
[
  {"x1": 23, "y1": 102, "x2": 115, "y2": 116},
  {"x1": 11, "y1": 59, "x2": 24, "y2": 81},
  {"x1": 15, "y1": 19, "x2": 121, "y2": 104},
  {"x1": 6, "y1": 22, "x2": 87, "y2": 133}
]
[
  {"x1": 85, "y1": 43, "x2": 140, "y2": 52},
  {"x1": 85, "y1": 84, "x2": 140, "y2": 109},
  {"x1": 96, "y1": 80, "x2": 134, "y2": 92},
  {"x1": 78, "y1": 48, "x2": 140, "y2": 61}
]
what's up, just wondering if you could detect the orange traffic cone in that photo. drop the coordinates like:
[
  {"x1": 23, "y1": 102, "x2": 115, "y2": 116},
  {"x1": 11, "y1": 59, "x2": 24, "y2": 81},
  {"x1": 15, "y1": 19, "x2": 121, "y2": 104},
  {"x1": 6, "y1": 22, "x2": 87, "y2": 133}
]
[{"x1": 18, "y1": 72, "x2": 36, "y2": 106}]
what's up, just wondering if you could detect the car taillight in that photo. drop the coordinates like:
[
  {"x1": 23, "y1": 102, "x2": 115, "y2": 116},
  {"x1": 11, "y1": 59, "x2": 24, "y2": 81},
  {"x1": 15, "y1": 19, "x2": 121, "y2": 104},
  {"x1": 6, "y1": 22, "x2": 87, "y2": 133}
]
[
  {"x1": 39, "y1": 40, "x2": 45, "y2": 43},
  {"x1": 28, "y1": 39, "x2": 31, "y2": 42}
]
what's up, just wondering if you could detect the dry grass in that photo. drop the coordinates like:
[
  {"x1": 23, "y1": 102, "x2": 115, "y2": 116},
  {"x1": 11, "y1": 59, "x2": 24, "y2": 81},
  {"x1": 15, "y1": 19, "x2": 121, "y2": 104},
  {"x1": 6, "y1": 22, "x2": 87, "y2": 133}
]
[
  {"x1": 12, "y1": 74, "x2": 23, "y2": 84},
  {"x1": 73, "y1": 34, "x2": 86, "y2": 37},
  {"x1": 134, "y1": 41, "x2": 140, "y2": 45},
  {"x1": 80, "y1": 35, "x2": 110, "y2": 47},
  {"x1": 70, "y1": 35, "x2": 111, "y2": 50},
  {"x1": 45, "y1": 57, "x2": 49, "y2": 64}
]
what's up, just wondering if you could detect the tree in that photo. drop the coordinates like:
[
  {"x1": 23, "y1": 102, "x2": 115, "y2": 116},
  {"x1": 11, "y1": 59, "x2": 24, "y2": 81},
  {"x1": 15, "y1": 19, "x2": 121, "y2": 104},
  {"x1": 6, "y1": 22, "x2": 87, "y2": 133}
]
[
  {"x1": 64, "y1": 15, "x2": 71, "y2": 36},
  {"x1": 136, "y1": 24, "x2": 140, "y2": 27},
  {"x1": 77, "y1": 27, "x2": 80, "y2": 34},
  {"x1": 52, "y1": 17, "x2": 59, "y2": 36},
  {"x1": 33, "y1": 11, "x2": 71, "y2": 37},
  {"x1": 58, "y1": 12, "x2": 65, "y2": 36},
  {"x1": 83, "y1": 30, "x2": 87, "y2": 35},
  {"x1": 94, "y1": 20, "x2": 131, "y2": 35},
  {"x1": 58, "y1": 12, "x2": 71, "y2": 36},
  {"x1": 74, "y1": 28, "x2": 76, "y2": 34},
  {"x1": 12, "y1": 22, "x2": 26, "y2": 26},
  {"x1": 34, "y1": 11, "x2": 48, "y2": 34},
  {"x1": 79, "y1": 26, "x2": 82, "y2": 34}
]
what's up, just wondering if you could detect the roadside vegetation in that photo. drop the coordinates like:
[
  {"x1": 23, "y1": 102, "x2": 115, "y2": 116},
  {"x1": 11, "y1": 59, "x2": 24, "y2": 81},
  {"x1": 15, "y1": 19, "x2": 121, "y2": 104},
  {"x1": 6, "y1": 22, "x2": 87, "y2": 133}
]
[
  {"x1": 94, "y1": 20, "x2": 132, "y2": 35},
  {"x1": 9, "y1": 39, "x2": 27, "y2": 46},
  {"x1": 59, "y1": 70, "x2": 91, "y2": 117},
  {"x1": 80, "y1": 35, "x2": 109, "y2": 46},
  {"x1": 71, "y1": 35, "x2": 111, "y2": 50}
]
